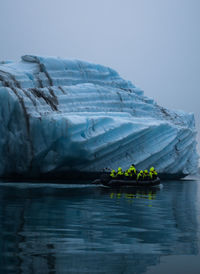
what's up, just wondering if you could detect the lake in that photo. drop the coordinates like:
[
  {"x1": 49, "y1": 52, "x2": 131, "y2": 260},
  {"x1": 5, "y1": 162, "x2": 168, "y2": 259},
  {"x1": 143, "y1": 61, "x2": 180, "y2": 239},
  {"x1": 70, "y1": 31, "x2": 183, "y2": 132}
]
[{"x1": 0, "y1": 179, "x2": 200, "y2": 274}]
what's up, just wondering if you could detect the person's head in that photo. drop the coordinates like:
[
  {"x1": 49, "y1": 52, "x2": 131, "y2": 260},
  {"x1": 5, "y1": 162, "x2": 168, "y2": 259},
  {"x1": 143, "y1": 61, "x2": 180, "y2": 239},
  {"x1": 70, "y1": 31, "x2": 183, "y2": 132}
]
[
  {"x1": 112, "y1": 170, "x2": 115, "y2": 172},
  {"x1": 144, "y1": 170, "x2": 148, "y2": 174},
  {"x1": 118, "y1": 167, "x2": 122, "y2": 171},
  {"x1": 150, "y1": 167, "x2": 155, "y2": 172},
  {"x1": 140, "y1": 170, "x2": 143, "y2": 173}
]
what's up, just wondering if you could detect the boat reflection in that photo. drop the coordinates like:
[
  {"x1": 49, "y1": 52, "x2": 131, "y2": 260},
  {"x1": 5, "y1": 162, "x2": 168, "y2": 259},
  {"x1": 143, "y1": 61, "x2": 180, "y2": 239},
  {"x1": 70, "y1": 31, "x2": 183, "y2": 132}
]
[{"x1": 0, "y1": 180, "x2": 199, "y2": 273}]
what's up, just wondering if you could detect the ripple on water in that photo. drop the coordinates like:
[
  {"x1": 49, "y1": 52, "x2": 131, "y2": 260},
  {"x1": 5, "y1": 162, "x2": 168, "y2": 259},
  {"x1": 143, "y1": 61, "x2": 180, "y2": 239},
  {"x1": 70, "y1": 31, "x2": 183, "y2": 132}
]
[{"x1": 0, "y1": 179, "x2": 200, "y2": 273}]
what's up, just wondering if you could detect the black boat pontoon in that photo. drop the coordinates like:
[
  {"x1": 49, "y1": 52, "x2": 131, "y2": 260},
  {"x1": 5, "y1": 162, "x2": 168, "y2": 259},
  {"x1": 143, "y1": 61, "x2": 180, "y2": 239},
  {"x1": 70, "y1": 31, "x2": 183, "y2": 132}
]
[{"x1": 93, "y1": 177, "x2": 160, "y2": 188}]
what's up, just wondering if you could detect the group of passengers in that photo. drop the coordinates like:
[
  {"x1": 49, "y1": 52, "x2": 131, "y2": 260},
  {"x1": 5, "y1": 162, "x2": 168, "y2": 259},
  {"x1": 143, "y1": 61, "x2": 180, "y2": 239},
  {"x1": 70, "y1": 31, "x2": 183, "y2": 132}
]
[{"x1": 110, "y1": 164, "x2": 158, "y2": 181}]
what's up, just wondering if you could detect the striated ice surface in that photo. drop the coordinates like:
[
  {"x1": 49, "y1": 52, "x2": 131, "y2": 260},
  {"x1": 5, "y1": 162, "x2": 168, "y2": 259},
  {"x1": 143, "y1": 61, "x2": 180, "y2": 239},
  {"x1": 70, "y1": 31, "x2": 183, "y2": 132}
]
[{"x1": 0, "y1": 55, "x2": 198, "y2": 178}]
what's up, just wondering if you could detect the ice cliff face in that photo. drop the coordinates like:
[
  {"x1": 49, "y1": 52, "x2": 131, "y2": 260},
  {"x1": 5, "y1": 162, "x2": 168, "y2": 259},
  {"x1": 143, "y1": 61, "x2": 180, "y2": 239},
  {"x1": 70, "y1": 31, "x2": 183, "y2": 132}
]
[{"x1": 0, "y1": 55, "x2": 198, "y2": 178}]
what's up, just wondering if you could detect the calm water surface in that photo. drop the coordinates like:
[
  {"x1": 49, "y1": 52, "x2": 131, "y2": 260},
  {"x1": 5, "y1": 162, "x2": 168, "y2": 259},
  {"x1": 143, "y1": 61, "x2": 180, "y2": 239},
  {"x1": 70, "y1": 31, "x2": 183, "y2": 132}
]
[{"x1": 0, "y1": 179, "x2": 200, "y2": 274}]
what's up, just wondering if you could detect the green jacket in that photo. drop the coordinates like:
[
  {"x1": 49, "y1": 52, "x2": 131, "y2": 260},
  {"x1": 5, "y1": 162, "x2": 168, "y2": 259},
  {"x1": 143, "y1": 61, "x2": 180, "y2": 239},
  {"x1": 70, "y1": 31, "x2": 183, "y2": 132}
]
[
  {"x1": 110, "y1": 171, "x2": 117, "y2": 178},
  {"x1": 117, "y1": 171, "x2": 123, "y2": 176},
  {"x1": 124, "y1": 171, "x2": 129, "y2": 177},
  {"x1": 137, "y1": 173, "x2": 143, "y2": 180}
]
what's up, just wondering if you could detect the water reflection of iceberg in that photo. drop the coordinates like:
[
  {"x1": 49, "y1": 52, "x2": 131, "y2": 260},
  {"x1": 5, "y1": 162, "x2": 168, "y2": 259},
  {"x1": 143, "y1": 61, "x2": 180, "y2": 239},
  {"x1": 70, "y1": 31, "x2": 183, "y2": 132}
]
[{"x1": 0, "y1": 180, "x2": 199, "y2": 273}]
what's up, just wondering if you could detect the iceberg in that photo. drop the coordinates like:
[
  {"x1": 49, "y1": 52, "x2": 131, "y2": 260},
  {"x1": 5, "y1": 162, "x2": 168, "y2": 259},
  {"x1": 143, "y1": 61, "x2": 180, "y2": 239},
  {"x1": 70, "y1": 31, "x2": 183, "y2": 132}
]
[{"x1": 0, "y1": 55, "x2": 198, "y2": 179}]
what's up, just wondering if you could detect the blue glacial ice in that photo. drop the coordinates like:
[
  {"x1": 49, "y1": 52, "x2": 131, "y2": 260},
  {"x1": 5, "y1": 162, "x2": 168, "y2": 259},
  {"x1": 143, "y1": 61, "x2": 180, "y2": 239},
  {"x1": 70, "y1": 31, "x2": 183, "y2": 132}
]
[{"x1": 0, "y1": 55, "x2": 198, "y2": 178}]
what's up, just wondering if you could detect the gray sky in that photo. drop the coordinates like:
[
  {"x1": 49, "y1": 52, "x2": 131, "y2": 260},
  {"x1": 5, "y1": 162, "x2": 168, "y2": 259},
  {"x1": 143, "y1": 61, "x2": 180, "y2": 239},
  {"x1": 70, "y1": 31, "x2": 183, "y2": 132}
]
[{"x1": 0, "y1": 0, "x2": 200, "y2": 152}]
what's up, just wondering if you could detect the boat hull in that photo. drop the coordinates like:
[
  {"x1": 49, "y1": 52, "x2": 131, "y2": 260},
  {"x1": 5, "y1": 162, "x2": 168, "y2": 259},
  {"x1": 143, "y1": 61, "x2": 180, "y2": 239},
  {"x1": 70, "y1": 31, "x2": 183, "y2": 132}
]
[{"x1": 101, "y1": 177, "x2": 160, "y2": 188}]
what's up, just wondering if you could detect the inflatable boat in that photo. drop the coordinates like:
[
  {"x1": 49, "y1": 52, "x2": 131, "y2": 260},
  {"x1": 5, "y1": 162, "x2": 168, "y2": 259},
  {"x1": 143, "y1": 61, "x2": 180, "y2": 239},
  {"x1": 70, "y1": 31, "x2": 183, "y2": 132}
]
[{"x1": 93, "y1": 177, "x2": 160, "y2": 188}]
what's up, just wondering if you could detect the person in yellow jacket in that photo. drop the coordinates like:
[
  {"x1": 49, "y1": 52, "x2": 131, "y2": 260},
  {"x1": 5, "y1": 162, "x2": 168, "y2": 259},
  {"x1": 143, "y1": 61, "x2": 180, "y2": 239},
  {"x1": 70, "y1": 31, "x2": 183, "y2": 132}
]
[
  {"x1": 129, "y1": 164, "x2": 137, "y2": 179},
  {"x1": 143, "y1": 170, "x2": 149, "y2": 181},
  {"x1": 117, "y1": 167, "x2": 124, "y2": 178},
  {"x1": 150, "y1": 167, "x2": 155, "y2": 172},
  {"x1": 137, "y1": 170, "x2": 144, "y2": 181},
  {"x1": 149, "y1": 167, "x2": 158, "y2": 180},
  {"x1": 128, "y1": 169, "x2": 133, "y2": 177},
  {"x1": 129, "y1": 164, "x2": 136, "y2": 172},
  {"x1": 124, "y1": 168, "x2": 133, "y2": 180},
  {"x1": 149, "y1": 171, "x2": 153, "y2": 180},
  {"x1": 124, "y1": 170, "x2": 130, "y2": 179},
  {"x1": 110, "y1": 169, "x2": 117, "y2": 178}
]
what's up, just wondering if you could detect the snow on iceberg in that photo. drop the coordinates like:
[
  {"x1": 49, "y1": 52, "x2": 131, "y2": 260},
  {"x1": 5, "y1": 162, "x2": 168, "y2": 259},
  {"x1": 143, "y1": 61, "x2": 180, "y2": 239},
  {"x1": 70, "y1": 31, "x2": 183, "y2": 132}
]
[{"x1": 0, "y1": 55, "x2": 198, "y2": 179}]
